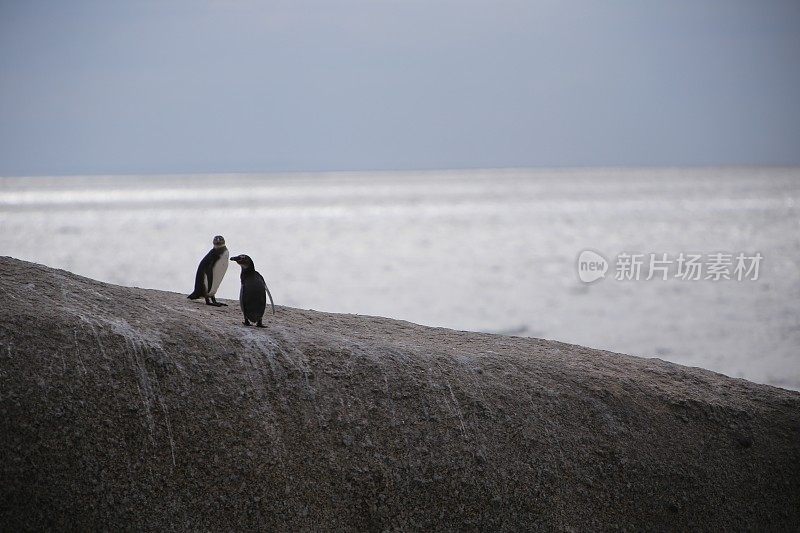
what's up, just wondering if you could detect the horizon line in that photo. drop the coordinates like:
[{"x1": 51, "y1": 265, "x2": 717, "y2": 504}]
[{"x1": 3, "y1": 163, "x2": 800, "y2": 180}]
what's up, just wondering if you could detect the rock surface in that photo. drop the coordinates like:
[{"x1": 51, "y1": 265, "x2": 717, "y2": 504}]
[{"x1": 0, "y1": 256, "x2": 798, "y2": 531}]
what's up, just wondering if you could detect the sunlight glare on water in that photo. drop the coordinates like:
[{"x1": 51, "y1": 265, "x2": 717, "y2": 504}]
[{"x1": 1, "y1": 167, "x2": 798, "y2": 390}]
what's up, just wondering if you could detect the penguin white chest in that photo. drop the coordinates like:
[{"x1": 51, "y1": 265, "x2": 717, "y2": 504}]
[{"x1": 208, "y1": 249, "x2": 229, "y2": 296}]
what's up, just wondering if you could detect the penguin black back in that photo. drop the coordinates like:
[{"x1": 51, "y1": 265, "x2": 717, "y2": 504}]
[{"x1": 231, "y1": 254, "x2": 275, "y2": 327}]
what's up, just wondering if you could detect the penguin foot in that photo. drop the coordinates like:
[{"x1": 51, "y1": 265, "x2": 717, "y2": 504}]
[
  {"x1": 209, "y1": 297, "x2": 227, "y2": 307},
  {"x1": 256, "y1": 321, "x2": 265, "y2": 328},
  {"x1": 243, "y1": 320, "x2": 252, "y2": 327}
]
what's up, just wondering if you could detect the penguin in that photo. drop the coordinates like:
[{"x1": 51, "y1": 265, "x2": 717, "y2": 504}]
[
  {"x1": 188, "y1": 235, "x2": 229, "y2": 306},
  {"x1": 230, "y1": 254, "x2": 275, "y2": 327}
]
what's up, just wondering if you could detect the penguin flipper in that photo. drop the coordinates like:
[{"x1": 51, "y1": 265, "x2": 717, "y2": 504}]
[
  {"x1": 258, "y1": 273, "x2": 276, "y2": 315},
  {"x1": 204, "y1": 267, "x2": 214, "y2": 297},
  {"x1": 265, "y1": 284, "x2": 275, "y2": 315}
]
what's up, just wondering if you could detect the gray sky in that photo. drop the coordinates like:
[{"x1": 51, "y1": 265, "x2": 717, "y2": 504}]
[{"x1": 1, "y1": 0, "x2": 798, "y2": 176}]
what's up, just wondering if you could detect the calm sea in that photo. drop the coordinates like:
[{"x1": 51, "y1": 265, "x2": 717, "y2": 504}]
[{"x1": 2, "y1": 168, "x2": 798, "y2": 390}]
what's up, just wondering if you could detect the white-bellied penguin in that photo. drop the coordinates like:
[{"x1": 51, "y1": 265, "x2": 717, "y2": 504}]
[
  {"x1": 230, "y1": 254, "x2": 275, "y2": 327},
  {"x1": 188, "y1": 235, "x2": 229, "y2": 306}
]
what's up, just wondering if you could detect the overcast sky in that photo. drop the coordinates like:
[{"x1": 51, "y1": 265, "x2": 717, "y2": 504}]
[{"x1": 1, "y1": 0, "x2": 798, "y2": 176}]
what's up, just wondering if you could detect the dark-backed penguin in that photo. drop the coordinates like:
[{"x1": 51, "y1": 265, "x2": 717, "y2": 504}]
[
  {"x1": 188, "y1": 235, "x2": 229, "y2": 306},
  {"x1": 230, "y1": 254, "x2": 275, "y2": 327}
]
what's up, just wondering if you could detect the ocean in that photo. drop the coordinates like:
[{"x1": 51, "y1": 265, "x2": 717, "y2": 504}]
[{"x1": 1, "y1": 167, "x2": 798, "y2": 390}]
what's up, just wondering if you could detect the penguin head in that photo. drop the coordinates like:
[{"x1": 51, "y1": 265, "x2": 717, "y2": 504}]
[
  {"x1": 213, "y1": 235, "x2": 226, "y2": 248},
  {"x1": 231, "y1": 254, "x2": 254, "y2": 268}
]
